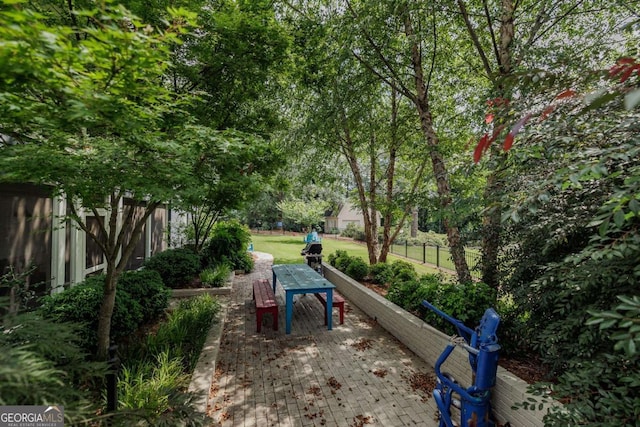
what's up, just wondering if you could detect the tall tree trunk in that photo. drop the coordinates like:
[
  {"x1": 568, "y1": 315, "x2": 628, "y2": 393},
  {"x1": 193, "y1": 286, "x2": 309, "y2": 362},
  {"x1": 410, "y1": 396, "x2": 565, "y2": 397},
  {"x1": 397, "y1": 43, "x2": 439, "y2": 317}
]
[
  {"x1": 367, "y1": 135, "x2": 379, "y2": 263},
  {"x1": 96, "y1": 261, "x2": 118, "y2": 360},
  {"x1": 404, "y1": 10, "x2": 472, "y2": 284},
  {"x1": 377, "y1": 87, "x2": 426, "y2": 264},
  {"x1": 90, "y1": 194, "x2": 160, "y2": 360},
  {"x1": 482, "y1": 0, "x2": 514, "y2": 287},
  {"x1": 410, "y1": 206, "x2": 418, "y2": 237},
  {"x1": 339, "y1": 121, "x2": 378, "y2": 265},
  {"x1": 457, "y1": 0, "x2": 515, "y2": 287},
  {"x1": 379, "y1": 88, "x2": 398, "y2": 264}
]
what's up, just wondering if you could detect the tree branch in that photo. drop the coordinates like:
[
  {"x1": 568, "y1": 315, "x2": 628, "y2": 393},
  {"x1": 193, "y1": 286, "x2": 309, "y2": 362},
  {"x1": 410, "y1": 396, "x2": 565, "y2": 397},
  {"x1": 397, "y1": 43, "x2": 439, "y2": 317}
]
[
  {"x1": 114, "y1": 197, "x2": 137, "y2": 255},
  {"x1": 482, "y1": 0, "x2": 501, "y2": 68},
  {"x1": 69, "y1": 202, "x2": 109, "y2": 258},
  {"x1": 345, "y1": 0, "x2": 417, "y2": 102},
  {"x1": 117, "y1": 200, "x2": 161, "y2": 274},
  {"x1": 425, "y1": 2, "x2": 437, "y2": 95},
  {"x1": 523, "y1": 0, "x2": 553, "y2": 49},
  {"x1": 528, "y1": 1, "x2": 585, "y2": 48},
  {"x1": 456, "y1": 0, "x2": 494, "y2": 79}
]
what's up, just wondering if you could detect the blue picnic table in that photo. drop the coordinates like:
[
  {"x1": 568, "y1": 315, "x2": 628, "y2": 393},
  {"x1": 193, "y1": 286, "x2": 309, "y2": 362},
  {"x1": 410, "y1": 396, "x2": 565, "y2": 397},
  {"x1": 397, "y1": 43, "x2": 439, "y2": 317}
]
[{"x1": 272, "y1": 263, "x2": 335, "y2": 334}]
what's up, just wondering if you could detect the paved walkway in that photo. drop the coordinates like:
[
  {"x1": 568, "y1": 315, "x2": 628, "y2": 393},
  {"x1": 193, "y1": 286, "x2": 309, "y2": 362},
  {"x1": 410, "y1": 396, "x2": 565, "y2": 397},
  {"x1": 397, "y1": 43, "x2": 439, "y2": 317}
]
[{"x1": 206, "y1": 253, "x2": 438, "y2": 427}]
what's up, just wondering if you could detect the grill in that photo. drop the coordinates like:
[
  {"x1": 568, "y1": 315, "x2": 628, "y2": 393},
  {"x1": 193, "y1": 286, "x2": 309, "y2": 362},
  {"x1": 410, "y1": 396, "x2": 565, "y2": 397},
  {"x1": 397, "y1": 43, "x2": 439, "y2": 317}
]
[{"x1": 301, "y1": 242, "x2": 323, "y2": 274}]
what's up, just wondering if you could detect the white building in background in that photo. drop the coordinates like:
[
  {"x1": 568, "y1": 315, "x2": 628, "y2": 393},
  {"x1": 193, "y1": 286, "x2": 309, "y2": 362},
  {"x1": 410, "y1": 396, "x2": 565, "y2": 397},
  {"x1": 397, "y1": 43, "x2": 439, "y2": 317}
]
[
  {"x1": 324, "y1": 201, "x2": 378, "y2": 232},
  {"x1": 0, "y1": 183, "x2": 187, "y2": 294}
]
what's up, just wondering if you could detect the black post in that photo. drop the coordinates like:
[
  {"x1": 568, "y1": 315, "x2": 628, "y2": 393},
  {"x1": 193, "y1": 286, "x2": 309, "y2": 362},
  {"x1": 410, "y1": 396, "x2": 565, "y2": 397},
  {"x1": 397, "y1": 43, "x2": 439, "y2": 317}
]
[
  {"x1": 405, "y1": 241, "x2": 408, "y2": 257},
  {"x1": 436, "y1": 245, "x2": 440, "y2": 268},
  {"x1": 423, "y1": 243, "x2": 426, "y2": 264},
  {"x1": 106, "y1": 344, "x2": 120, "y2": 413}
]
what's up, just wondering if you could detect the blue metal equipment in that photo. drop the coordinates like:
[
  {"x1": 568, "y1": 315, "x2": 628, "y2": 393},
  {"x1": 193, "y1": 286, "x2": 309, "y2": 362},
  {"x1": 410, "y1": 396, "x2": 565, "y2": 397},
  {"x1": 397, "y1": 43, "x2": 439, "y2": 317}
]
[{"x1": 422, "y1": 300, "x2": 501, "y2": 427}]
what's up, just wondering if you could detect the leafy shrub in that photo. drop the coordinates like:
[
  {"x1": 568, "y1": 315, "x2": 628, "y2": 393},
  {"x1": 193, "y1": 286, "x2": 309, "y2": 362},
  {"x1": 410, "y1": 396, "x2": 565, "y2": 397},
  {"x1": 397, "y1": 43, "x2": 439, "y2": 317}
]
[
  {"x1": 234, "y1": 251, "x2": 255, "y2": 273},
  {"x1": 353, "y1": 229, "x2": 366, "y2": 241},
  {"x1": 199, "y1": 263, "x2": 232, "y2": 288},
  {"x1": 369, "y1": 262, "x2": 393, "y2": 286},
  {"x1": 340, "y1": 222, "x2": 366, "y2": 240},
  {"x1": 389, "y1": 260, "x2": 418, "y2": 284},
  {"x1": 1, "y1": 270, "x2": 106, "y2": 421},
  {"x1": 40, "y1": 271, "x2": 171, "y2": 352},
  {"x1": 327, "y1": 250, "x2": 348, "y2": 267},
  {"x1": 345, "y1": 257, "x2": 369, "y2": 281},
  {"x1": 328, "y1": 250, "x2": 355, "y2": 272},
  {"x1": 328, "y1": 250, "x2": 369, "y2": 281},
  {"x1": 41, "y1": 277, "x2": 141, "y2": 351},
  {"x1": 202, "y1": 220, "x2": 254, "y2": 272},
  {"x1": 340, "y1": 222, "x2": 359, "y2": 238},
  {"x1": 143, "y1": 247, "x2": 200, "y2": 288},
  {"x1": 118, "y1": 269, "x2": 170, "y2": 322},
  {"x1": 387, "y1": 275, "x2": 496, "y2": 334},
  {"x1": 387, "y1": 274, "x2": 439, "y2": 315},
  {"x1": 494, "y1": 296, "x2": 530, "y2": 358},
  {"x1": 334, "y1": 254, "x2": 353, "y2": 272}
]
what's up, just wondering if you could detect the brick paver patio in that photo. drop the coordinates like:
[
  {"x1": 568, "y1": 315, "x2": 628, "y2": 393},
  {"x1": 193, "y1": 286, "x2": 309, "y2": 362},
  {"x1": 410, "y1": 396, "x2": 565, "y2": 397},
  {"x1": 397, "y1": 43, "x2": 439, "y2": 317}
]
[{"x1": 206, "y1": 252, "x2": 439, "y2": 427}]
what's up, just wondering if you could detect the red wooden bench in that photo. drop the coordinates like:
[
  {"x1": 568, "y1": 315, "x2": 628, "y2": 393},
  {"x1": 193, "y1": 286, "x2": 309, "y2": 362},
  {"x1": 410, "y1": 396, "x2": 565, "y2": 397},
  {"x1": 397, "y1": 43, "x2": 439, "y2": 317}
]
[
  {"x1": 253, "y1": 279, "x2": 278, "y2": 332},
  {"x1": 314, "y1": 291, "x2": 345, "y2": 325}
]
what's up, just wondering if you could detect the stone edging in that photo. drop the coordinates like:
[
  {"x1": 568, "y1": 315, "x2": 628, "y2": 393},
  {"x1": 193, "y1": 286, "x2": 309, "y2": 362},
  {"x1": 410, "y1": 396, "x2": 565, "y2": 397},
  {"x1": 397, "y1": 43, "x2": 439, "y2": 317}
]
[
  {"x1": 188, "y1": 296, "x2": 228, "y2": 414},
  {"x1": 172, "y1": 287, "x2": 232, "y2": 297}
]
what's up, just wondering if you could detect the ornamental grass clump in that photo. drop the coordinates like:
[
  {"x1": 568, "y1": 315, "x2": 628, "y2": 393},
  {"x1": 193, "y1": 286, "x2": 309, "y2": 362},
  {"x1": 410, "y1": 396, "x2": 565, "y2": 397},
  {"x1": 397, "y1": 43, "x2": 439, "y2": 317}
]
[
  {"x1": 199, "y1": 263, "x2": 232, "y2": 288},
  {"x1": 116, "y1": 294, "x2": 220, "y2": 425}
]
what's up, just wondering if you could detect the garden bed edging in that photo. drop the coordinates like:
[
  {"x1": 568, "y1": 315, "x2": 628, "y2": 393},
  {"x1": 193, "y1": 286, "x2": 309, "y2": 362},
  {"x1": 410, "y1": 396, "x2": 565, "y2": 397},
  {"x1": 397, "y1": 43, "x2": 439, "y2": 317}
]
[{"x1": 323, "y1": 264, "x2": 555, "y2": 427}]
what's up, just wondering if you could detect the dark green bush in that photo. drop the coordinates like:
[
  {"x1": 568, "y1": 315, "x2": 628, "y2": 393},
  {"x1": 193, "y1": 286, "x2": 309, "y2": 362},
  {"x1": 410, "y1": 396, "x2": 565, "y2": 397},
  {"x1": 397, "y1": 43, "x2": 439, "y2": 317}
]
[
  {"x1": 387, "y1": 274, "x2": 439, "y2": 315},
  {"x1": 202, "y1": 220, "x2": 253, "y2": 272},
  {"x1": 369, "y1": 262, "x2": 393, "y2": 285},
  {"x1": 387, "y1": 274, "x2": 496, "y2": 334},
  {"x1": 40, "y1": 270, "x2": 171, "y2": 352},
  {"x1": 143, "y1": 247, "x2": 200, "y2": 288},
  {"x1": 327, "y1": 250, "x2": 348, "y2": 267},
  {"x1": 389, "y1": 260, "x2": 418, "y2": 284},
  {"x1": 118, "y1": 269, "x2": 170, "y2": 322},
  {"x1": 41, "y1": 276, "x2": 143, "y2": 352},
  {"x1": 334, "y1": 254, "x2": 352, "y2": 272},
  {"x1": 345, "y1": 257, "x2": 369, "y2": 281},
  {"x1": 327, "y1": 250, "x2": 370, "y2": 281}
]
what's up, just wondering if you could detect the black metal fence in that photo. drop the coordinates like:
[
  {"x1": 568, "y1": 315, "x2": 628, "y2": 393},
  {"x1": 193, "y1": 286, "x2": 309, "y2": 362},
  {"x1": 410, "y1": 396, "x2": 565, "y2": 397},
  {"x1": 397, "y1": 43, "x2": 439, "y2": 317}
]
[{"x1": 389, "y1": 242, "x2": 482, "y2": 279}]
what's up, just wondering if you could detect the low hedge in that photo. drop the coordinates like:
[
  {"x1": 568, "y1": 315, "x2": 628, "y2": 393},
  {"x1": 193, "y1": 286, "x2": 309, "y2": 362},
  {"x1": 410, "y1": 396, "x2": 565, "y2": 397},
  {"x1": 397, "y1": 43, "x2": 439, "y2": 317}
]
[
  {"x1": 387, "y1": 275, "x2": 496, "y2": 333},
  {"x1": 40, "y1": 270, "x2": 170, "y2": 352},
  {"x1": 143, "y1": 247, "x2": 201, "y2": 288},
  {"x1": 327, "y1": 250, "x2": 369, "y2": 281}
]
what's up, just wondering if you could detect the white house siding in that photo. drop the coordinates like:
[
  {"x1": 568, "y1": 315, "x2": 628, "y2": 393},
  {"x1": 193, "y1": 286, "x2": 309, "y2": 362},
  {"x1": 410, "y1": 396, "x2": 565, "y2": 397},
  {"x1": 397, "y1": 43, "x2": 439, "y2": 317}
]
[{"x1": 326, "y1": 201, "x2": 378, "y2": 231}]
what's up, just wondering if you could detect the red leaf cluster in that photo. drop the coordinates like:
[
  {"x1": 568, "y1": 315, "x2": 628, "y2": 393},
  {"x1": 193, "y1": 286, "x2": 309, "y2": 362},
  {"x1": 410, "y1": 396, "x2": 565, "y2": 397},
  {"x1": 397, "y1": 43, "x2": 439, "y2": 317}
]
[
  {"x1": 486, "y1": 97, "x2": 510, "y2": 108},
  {"x1": 609, "y1": 57, "x2": 640, "y2": 83},
  {"x1": 473, "y1": 124, "x2": 506, "y2": 163},
  {"x1": 473, "y1": 57, "x2": 640, "y2": 163}
]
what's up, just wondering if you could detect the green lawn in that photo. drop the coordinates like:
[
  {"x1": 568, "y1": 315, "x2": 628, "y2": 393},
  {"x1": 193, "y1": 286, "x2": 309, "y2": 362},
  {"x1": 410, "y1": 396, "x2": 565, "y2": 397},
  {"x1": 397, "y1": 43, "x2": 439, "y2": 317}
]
[{"x1": 250, "y1": 232, "x2": 443, "y2": 276}]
